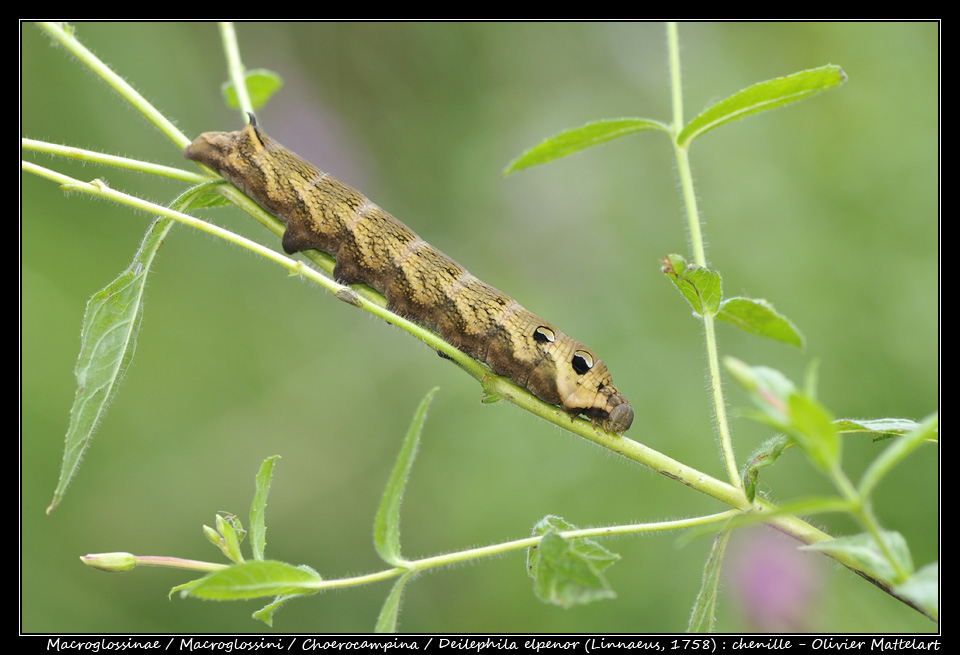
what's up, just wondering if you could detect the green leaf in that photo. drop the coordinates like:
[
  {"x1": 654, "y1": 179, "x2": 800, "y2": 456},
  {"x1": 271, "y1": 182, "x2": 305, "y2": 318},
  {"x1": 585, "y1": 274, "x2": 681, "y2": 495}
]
[
  {"x1": 716, "y1": 297, "x2": 804, "y2": 348},
  {"x1": 173, "y1": 180, "x2": 233, "y2": 210},
  {"x1": 741, "y1": 434, "x2": 794, "y2": 502},
  {"x1": 894, "y1": 562, "x2": 938, "y2": 620},
  {"x1": 833, "y1": 417, "x2": 927, "y2": 441},
  {"x1": 858, "y1": 413, "x2": 937, "y2": 499},
  {"x1": 678, "y1": 65, "x2": 846, "y2": 147},
  {"x1": 803, "y1": 531, "x2": 913, "y2": 583},
  {"x1": 215, "y1": 512, "x2": 246, "y2": 564},
  {"x1": 252, "y1": 594, "x2": 295, "y2": 627},
  {"x1": 185, "y1": 561, "x2": 321, "y2": 600},
  {"x1": 222, "y1": 69, "x2": 283, "y2": 111},
  {"x1": 527, "y1": 516, "x2": 620, "y2": 608},
  {"x1": 250, "y1": 456, "x2": 280, "y2": 561},
  {"x1": 688, "y1": 530, "x2": 730, "y2": 633},
  {"x1": 251, "y1": 566, "x2": 320, "y2": 626},
  {"x1": 47, "y1": 217, "x2": 173, "y2": 513},
  {"x1": 374, "y1": 388, "x2": 438, "y2": 566},
  {"x1": 375, "y1": 570, "x2": 418, "y2": 633},
  {"x1": 788, "y1": 393, "x2": 840, "y2": 473},
  {"x1": 661, "y1": 253, "x2": 688, "y2": 277},
  {"x1": 480, "y1": 382, "x2": 502, "y2": 404},
  {"x1": 724, "y1": 358, "x2": 794, "y2": 421},
  {"x1": 202, "y1": 513, "x2": 246, "y2": 564},
  {"x1": 726, "y1": 359, "x2": 846, "y2": 473},
  {"x1": 662, "y1": 255, "x2": 722, "y2": 316},
  {"x1": 503, "y1": 118, "x2": 668, "y2": 175}
]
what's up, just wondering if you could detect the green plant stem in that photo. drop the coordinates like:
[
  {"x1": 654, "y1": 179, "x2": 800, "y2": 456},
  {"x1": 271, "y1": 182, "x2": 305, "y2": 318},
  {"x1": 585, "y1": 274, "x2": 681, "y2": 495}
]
[
  {"x1": 23, "y1": 161, "x2": 295, "y2": 273},
  {"x1": 216, "y1": 508, "x2": 921, "y2": 620},
  {"x1": 136, "y1": 556, "x2": 229, "y2": 572},
  {"x1": 219, "y1": 22, "x2": 254, "y2": 116},
  {"x1": 668, "y1": 22, "x2": 684, "y2": 135},
  {"x1": 702, "y1": 311, "x2": 739, "y2": 485},
  {"x1": 36, "y1": 22, "x2": 190, "y2": 150},
  {"x1": 81, "y1": 552, "x2": 228, "y2": 573},
  {"x1": 666, "y1": 23, "x2": 741, "y2": 490},
  {"x1": 673, "y1": 147, "x2": 708, "y2": 269},
  {"x1": 288, "y1": 512, "x2": 746, "y2": 593},
  {"x1": 21, "y1": 138, "x2": 207, "y2": 184}
]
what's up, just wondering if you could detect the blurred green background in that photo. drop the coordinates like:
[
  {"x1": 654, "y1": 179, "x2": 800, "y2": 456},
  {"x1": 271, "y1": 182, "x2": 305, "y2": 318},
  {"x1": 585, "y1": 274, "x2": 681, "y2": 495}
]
[{"x1": 22, "y1": 22, "x2": 938, "y2": 633}]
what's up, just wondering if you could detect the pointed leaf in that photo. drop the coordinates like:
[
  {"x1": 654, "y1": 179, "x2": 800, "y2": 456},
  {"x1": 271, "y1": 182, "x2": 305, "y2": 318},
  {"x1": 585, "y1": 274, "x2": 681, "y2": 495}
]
[
  {"x1": 679, "y1": 65, "x2": 846, "y2": 147},
  {"x1": 252, "y1": 565, "x2": 321, "y2": 625},
  {"x1": 250, "y1": 456, "x2": 280, "y2": 561},
  {"x1": 504, "y1": 118, "x2": 668, "y2": 175},
  {"x1": 374, "y1": 388, "x2": 438, "y2": 566},
  {"x1": 185, "y1": 561, "x2": 322, "y2": 600},
  {"x1": 47, "y1": 218, "x2": 173, "y2": 513},
  {"x1": 688, "y1": 530, "x2": 731, "y2": 633},
  {"x1": 833, "y1": 417, "x2": 927, "y2": 441},
  {"x1": 717, "y1": 297, "x2": 804, "y2": 348},
  {"x1": 375, "y1": 570, "x2": 418, "y2": 633},
  {"x1": 252, "y1": 595, "x2": 296, "y2": 627}
]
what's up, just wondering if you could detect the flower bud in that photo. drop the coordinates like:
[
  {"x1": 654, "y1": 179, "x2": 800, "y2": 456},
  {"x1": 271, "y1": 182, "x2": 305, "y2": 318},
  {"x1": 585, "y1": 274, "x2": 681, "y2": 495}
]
[{"x1": 81, "y1": 552, "x2": 137, "y2": 572}]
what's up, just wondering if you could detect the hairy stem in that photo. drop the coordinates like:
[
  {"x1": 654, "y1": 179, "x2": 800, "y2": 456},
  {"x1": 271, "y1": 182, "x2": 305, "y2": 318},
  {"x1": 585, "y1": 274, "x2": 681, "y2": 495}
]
[{"x1": 666, "y1": 23, "x2": 741, "y2": 491}]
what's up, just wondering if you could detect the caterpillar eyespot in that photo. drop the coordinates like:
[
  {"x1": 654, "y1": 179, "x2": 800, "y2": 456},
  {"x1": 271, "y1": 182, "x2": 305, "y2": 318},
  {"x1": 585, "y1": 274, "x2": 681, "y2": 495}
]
[
  {"x1": 533, "y1": 326, "x2": 556, "y2": 344},
  {"x1": 572, "y1": 351, "x2": 594, "y2": 376},
  {"x1": 184, "y1": 117, "x2": 633, "y2": 433}
]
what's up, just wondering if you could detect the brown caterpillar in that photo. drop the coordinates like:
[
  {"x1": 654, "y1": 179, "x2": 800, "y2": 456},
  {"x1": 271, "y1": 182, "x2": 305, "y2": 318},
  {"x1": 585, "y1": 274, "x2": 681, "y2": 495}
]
[{"x1": 184, "y1": 116, "x2": 633, "y2": 433}]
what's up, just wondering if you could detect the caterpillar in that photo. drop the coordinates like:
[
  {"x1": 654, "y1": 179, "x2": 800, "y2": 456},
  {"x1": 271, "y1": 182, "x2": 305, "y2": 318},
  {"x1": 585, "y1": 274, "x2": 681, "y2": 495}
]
[{"x1": 184, "y1": 116, "x2": 633, "y2": 433}]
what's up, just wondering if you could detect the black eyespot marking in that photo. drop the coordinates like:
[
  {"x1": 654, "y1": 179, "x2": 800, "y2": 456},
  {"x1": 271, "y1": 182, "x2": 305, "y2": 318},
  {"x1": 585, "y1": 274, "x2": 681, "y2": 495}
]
[
  {"x1": 572, "y1": 350, "x2": 594, "y2": 375},
  {"x1": 533, "y1": 326, "x2": 556, "y2": 344}
]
